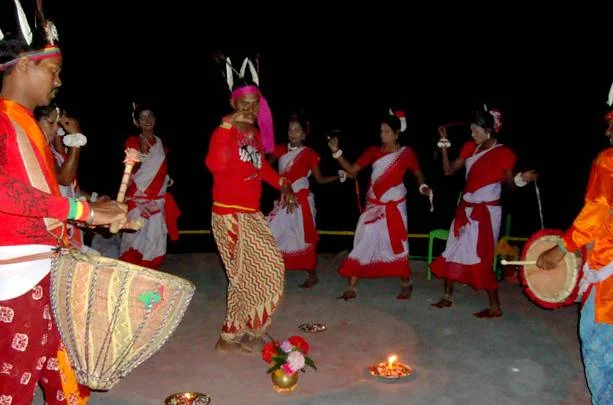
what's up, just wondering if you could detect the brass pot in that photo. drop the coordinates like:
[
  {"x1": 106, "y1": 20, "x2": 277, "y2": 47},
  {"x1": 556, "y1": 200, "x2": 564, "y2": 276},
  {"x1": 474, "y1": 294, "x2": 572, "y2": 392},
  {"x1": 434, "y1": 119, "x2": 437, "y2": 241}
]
[
  {"x1": 164, "y1": 392, "x2": 211, "y2": 404},
  {"x1": 271, "y1": 369, "x2": 299, "y2": 393}
]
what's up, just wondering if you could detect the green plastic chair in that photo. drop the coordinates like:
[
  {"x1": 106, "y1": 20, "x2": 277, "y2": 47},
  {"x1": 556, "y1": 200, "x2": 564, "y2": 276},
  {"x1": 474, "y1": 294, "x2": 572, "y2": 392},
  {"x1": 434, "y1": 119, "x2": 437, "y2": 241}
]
[
  {"x1": 426, "y1": 191, "x2": 512, "y2": 281},
  {"x1": 426, "y1": 228, "x2": 449, "y2": 280},
  {"x1": 493, "y1": 214, "x2": 512, "y2": 280},
  {"x1": 426, "y1": 193, "x2": 462, "y2": 280}
]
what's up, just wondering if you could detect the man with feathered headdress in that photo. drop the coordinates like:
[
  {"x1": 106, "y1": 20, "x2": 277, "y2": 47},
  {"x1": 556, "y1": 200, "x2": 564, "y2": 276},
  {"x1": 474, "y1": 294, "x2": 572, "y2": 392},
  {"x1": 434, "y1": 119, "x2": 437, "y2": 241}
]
[
  {"x1": 206, "y1": 52, "x2": 296, "y2": 354},
  {"x1": 0, "y1": 2, "x2": 127, "y2": 403}
]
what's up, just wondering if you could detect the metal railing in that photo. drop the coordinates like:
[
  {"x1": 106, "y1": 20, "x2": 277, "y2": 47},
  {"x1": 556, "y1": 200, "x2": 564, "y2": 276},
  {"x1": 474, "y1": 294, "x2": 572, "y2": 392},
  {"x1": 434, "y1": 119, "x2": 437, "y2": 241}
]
[
  {"x1": 177, "y1": 229, "x2": 528, "y2": 261},
  {"x1": 178, "y1": 229, "x2": 528, "y2": 241}
]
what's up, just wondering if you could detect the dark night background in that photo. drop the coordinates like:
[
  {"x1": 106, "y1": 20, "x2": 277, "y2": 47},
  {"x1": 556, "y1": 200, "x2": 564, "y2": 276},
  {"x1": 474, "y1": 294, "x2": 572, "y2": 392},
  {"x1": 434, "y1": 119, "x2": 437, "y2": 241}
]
[{"x1": 5, "y1": 2, "x2": 610, "y2": 255}]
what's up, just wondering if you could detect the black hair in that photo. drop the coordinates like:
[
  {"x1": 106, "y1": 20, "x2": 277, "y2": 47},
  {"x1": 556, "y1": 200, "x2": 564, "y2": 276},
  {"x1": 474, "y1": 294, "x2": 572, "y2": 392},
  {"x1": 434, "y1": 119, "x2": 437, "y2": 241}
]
[
  {"x1": 381, "y1": 114, "x2": 401, "y2": 133},
  {"x1": 288, "y1": 112, "x2": 310, "y2": 136},
  {"x1": 0, "y1": 33, "x2": 31, "y2": 75},
  {"x1": 33, "y1": 103, "x2": 58, "y2": 121},
  {"x1": 134, "y1": 103, "x2": 156, "y2": 121},
  {"x1": 472, "y1": 109, "x2": 495, "y2": 132}
]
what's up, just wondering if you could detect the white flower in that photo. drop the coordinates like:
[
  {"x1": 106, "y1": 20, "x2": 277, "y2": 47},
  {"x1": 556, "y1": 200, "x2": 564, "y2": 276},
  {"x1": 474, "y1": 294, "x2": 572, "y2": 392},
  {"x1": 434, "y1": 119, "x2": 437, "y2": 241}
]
[
  {"x1": 280, "y1": 340, "x2": 293, "y2": 353},
  {"x1": 286, "y1": 351, "x2": 305, "y2": 373}
]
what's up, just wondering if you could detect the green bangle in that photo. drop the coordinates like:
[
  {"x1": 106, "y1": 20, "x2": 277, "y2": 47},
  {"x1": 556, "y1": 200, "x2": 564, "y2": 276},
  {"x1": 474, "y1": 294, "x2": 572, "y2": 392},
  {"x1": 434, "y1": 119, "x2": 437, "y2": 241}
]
[
  {"x1": 67, "y1": 198, "x2": 78, "y2": 220},
  {"x1": 556, "y1": 239, "x2": 568, "y2": 253}
]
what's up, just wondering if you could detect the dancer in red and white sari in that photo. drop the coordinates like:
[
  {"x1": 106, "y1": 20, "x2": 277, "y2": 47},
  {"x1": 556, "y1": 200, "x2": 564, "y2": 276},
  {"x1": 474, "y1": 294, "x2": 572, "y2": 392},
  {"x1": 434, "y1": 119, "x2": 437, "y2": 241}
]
[
  {"x1": 431, "y1": 108, "x2": 536, "y2": 317},
  {"x1": 328, "y1": 113, "x2": 432, "y2": 300},
  {"x1": 35, "y1": 105, "x2": 105, "y2": 253},
  {"x1": 267, "y1": 114, "x2": 340, "y2": 288},
  {"x1": 119, "y1": 105, "x2": 181, "y2": 269}
]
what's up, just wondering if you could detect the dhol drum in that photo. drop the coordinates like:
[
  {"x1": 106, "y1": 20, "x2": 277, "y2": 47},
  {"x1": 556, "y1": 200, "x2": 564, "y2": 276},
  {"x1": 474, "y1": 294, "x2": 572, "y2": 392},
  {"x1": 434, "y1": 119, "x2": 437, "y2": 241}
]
[
  {"x1": 517, "y1": 230, "x2": 583, "y2": 309},
  {"x1": 50, "y1": 249, "x2": 195, "y2": 390}
]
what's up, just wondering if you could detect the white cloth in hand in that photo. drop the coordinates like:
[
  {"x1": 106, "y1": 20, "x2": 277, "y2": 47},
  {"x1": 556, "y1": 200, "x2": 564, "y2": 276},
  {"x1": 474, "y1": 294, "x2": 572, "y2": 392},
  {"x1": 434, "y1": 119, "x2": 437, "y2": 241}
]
[
  {"x1": 437, "y1": 139, "x2": 451, "y2": 148},
  {"x1": 63, "y1": 133, "x2": 87, "y2": 147},
  {"x1": 514, "y1": 172, "x2": 528, "y2": 187}
]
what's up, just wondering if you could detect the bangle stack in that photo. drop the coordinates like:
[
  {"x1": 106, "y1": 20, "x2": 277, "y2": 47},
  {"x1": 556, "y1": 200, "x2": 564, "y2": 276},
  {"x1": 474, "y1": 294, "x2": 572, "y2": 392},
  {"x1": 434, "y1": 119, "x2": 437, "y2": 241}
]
[
  {"x1": 437, "y1": 139, "x2": 451, "y2": 149},
  {"x1": 67, "y1": 198, "x2": 92, "y2": 223}
]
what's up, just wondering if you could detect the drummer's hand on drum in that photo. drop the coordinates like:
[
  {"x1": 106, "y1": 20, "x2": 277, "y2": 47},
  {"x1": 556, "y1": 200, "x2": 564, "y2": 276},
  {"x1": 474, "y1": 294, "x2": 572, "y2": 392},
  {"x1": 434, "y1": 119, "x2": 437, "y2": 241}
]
[
  {"x1": 88, "y1": 200, "x2": 128, "y2": 227},
  {"x1": 95, "y1": 195, "x2": 112, "y2": 203},
  {"x1": 536, "y1": 246, "x2": 567, "y2": 270}
]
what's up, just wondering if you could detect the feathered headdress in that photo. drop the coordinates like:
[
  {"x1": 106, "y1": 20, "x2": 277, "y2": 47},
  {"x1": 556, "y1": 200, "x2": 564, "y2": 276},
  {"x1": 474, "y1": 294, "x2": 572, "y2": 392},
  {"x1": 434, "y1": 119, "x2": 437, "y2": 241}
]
[
  {"x1": 0, "y1": 0, "x2": 61, "y2": 71},
  {"x1": 214, "y1": 51, "x2": 274, "y2": 153}
]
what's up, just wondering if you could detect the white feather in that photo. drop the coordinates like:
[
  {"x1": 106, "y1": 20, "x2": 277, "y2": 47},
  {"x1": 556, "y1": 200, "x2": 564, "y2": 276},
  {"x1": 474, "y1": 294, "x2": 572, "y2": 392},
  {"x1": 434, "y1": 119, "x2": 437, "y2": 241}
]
[
  {"x1": 239, "y1": 58, "x2": 248, "y2": 78},
  {"x1": 14, "y1": 0, "x2": 32, "y2": 45},
  {"x1": 225, "y1": 57, "x2": 234, "y2": 91},
  {"x1": 132, "y1": 102, "x2": 137, "y2": 126},
  {"x1": 0, "y1": 28, "x2": 4, "y2": 41},
  {"x1": 44, "y1": 21, "x2": 59, "y2": 45},
  {"x1": 240, "y1": 58, "x2": 259, "y2": 86},
  {"x1": 607, "y1": 81, "x2": 613, "y2": 107}
]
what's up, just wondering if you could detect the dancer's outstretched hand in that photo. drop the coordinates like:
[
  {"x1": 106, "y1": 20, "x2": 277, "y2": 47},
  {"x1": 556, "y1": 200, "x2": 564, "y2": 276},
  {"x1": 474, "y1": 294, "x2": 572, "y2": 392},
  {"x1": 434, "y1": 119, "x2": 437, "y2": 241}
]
[
  {"x1": 327, "y1": 136, "x2": 339, "y2": 152},
  {"x1": 280, "y1": 184, "x2": 297, "y2": 213}
]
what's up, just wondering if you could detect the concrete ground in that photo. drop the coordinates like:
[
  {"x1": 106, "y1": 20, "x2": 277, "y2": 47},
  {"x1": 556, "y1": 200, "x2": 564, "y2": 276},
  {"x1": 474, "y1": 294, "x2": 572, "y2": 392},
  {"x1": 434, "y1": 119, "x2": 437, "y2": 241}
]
[{"x1": 34, "y1": 253, "x2": 591, "y2": 405}]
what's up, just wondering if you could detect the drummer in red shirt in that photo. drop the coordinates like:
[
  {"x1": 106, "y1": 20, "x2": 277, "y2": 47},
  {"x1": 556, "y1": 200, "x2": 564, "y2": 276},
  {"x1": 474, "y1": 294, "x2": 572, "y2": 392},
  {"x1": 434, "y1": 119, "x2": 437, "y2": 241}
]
[{"x1": 0, "y1": 8, "x2": 127, "y2": 404}]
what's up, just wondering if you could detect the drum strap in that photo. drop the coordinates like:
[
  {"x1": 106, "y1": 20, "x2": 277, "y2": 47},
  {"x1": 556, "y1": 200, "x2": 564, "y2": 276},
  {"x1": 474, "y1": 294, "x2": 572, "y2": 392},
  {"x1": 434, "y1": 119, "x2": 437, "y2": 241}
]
[{"x1": 0, "y1": 250, "x2": 58, "y2": 265}]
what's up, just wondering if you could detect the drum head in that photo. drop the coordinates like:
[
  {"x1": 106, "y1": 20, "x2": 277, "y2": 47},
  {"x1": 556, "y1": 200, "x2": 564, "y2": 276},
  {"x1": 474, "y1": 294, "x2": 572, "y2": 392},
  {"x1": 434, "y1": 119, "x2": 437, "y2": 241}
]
[{"x1": 520, "y1": 230, "x2": 582, "y2": 309}]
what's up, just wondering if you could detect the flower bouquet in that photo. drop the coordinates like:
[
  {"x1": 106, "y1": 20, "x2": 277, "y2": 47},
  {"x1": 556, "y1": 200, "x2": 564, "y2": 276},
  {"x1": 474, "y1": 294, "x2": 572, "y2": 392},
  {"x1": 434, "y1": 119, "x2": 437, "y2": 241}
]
[{"x1": 262, "y1": 335, "x2": 316, "y2": 393}]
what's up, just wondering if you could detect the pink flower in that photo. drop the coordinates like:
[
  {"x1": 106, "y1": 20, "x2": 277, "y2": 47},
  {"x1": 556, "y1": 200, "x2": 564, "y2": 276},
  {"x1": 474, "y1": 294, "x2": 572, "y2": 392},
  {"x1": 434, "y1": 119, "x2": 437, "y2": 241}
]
[
  {"x1": 488, "y1": 108, "x2": 503, "y2": 133},
  {"x1": 286, "y1": 351, "x2": 305, "y2": 372},
  {"x1": 280, "y1": 340, "x2": 293, "y2": 353},
  {"x1": 281, "y1": 363, "x2": 295, "y2": 376}
]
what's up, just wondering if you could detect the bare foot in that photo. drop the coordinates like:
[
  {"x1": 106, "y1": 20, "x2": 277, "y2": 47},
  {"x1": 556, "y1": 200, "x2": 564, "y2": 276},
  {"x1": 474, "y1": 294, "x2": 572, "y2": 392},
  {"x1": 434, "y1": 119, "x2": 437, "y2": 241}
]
[
  {"x1": 472, "y1": 308, "x2": 503, "y2": 318},
  {"x1": 214, "y1": 337, "x2": 241, "y2": 353},
  {"x1": 299, "y1": 274, "x2": 319, "y2": 289},
  {"x1": 396, "y1": 284, "x2": 413, "y2": 300},
  {"x1": 337, "y1": 288, "x2": 357, "y2": 301},
  {"x1": 431, "y1": 298, "x2": 453, "y2": 309}
]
